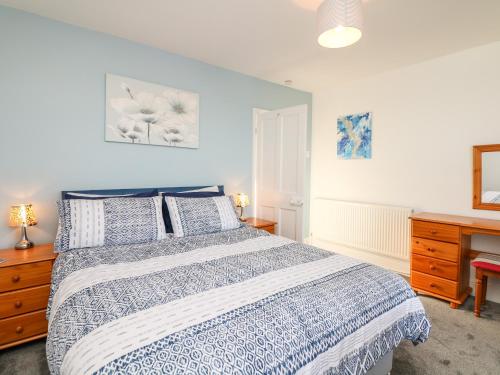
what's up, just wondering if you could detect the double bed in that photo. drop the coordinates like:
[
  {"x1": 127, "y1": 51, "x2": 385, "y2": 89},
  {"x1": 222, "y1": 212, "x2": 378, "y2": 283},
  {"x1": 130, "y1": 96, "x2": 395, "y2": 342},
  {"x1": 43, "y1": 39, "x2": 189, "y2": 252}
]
[{"x1": 46, "y1": 187, "x2": 430, "y2": 374}]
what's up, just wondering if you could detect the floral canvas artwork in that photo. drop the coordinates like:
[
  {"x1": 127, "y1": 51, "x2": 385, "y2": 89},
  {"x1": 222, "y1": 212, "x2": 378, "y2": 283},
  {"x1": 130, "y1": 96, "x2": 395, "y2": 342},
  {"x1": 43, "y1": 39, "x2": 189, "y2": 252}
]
[
  {"x1": 106, "y1": 74, "x2": 199, "y2": 148},
  {"x1": 337, "y1": 112, "x2": 372, "y2": 159}
]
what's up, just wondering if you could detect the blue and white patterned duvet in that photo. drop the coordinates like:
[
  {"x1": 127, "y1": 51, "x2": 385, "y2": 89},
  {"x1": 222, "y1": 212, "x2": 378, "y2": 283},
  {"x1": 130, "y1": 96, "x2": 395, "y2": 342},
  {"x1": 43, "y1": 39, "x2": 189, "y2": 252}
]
[{"x1": 46, "y1": 227, "x2": 430, "y2": 375}]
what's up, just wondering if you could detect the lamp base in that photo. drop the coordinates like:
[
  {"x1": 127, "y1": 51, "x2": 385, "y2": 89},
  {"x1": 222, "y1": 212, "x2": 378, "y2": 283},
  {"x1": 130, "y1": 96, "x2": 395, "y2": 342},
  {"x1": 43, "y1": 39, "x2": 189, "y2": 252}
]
[
  {"x1": 15, "y1": 225, "x2": 34, "y2": 250},
  {"x1": 15, "y1": 239, "x2": 34, "y2": 250},
  {"x1": 238, "y1": 206, "x2": 248, "y2": 222}
]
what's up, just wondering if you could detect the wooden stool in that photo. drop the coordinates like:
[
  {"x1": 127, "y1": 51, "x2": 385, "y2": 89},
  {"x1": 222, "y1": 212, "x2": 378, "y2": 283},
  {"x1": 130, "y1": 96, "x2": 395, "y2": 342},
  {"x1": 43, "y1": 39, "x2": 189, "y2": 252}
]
[{"x1": 471, "y1": 253, "x2": 500, "y2": 317}]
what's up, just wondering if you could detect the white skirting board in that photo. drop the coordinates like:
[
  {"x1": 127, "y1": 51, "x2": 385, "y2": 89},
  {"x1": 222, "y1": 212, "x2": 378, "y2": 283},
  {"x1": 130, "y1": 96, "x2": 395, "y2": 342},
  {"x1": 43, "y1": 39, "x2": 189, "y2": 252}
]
[{"x1": 311, "y1": 238, "x2": 410, "y2": 275}]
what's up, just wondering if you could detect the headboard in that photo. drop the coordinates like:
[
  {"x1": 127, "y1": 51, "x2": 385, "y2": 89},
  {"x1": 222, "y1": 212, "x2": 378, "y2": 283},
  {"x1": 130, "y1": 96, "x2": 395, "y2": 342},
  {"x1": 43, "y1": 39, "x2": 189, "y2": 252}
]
[{"x1": 61, "y1": 185, "x2": 224, "y2": 199}]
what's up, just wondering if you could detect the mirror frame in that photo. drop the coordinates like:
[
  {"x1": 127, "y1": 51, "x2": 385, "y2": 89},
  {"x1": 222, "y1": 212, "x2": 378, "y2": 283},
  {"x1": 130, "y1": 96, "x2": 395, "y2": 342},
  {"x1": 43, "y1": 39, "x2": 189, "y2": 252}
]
[{"x1": 473, "y1": 144, "x2": 500, "y2": 211}]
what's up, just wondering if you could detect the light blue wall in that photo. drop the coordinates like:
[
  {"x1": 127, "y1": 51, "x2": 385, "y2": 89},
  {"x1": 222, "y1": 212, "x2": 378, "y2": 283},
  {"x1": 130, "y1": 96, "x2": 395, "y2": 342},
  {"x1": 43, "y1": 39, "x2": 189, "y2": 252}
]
[{"x1": 0, "y1": 6, "x2": 312, "y2": 248}]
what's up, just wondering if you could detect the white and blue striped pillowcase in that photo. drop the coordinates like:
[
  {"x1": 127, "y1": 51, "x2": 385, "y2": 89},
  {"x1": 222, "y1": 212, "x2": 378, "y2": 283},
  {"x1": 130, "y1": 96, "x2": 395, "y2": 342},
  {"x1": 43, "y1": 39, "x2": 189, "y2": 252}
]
[
  {"x1": 68, "y1": 199, "x2": 106, "y2": 249},
  {"x1": 166, "y1": 196, "x2": 241, "y2": 237},
  {"x1": 54, "y1": 196, "x2": 166, "y2": 252}
]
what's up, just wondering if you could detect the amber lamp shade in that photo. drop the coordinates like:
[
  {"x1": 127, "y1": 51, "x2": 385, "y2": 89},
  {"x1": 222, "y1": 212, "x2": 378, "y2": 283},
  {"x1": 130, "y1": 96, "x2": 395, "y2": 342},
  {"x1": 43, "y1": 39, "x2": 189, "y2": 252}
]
[{"x1": 9, "y1": 204, "x2": 37, "y2": 250}]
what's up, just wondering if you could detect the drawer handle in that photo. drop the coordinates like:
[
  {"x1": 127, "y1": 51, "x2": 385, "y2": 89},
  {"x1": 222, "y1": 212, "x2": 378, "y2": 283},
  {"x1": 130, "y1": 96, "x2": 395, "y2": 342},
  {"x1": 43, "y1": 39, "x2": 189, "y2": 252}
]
[
  {"x1": 14, "y1": 300, "x2": 23, "y2": 309},
  {"x1": 11, "y1": 275, "x2": 21, "y2": 283},
  {"x1": 430, "y1": 283, "x2": 438, "y2": 288},
  {"x1": 429, "y1": 265, "x2": 437, "y2": 271},
  {"x1": 430, "y1": 230, "x2": 438, "y2": 235},
  {"x1": 427, "y1": 247, "x2": 435, "y2": 252},
  {"x1": 15, "y1": 326, "x2": 24, "y2": 334}
]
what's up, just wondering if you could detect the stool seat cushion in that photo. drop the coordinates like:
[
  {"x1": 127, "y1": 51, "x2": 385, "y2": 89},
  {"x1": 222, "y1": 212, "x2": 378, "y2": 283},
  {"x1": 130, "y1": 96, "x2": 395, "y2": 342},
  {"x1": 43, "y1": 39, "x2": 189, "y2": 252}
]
[{"x1": 472, "y1": 253, "x2": 500, "y2": 273}]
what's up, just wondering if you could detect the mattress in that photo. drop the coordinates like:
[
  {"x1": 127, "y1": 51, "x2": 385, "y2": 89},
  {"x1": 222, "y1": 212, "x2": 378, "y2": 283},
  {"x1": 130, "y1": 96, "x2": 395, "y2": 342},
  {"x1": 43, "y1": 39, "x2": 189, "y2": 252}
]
[{"x1": 46, "y1": 226, "x2": 430, "y2": 374}]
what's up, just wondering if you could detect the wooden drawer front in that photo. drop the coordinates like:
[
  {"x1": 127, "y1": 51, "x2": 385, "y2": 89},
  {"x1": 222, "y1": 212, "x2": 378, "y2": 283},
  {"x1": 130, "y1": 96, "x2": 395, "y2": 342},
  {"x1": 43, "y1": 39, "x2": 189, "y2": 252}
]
[
  {"x1": 411, "y1": 254, "x2": 458, "y2": 281},
  {"x1": 0, "y1": 285, "x2": 50, "y2": 319},
  {"x1": 412, "y1": 237, "x2": 459, "y2": 262},
  {"x1": 0, "y1": 261, "x2": 52, "y2": 292},
  {"x1": 261, "y1": 225, "x2": 275, "y2": 234},
  {"x1": 412, "y1": 220, "x2": 459, "y2": 243},
  {"x1": 412, "y1": 271, "x2": 458, "y2": 299},
  {"x1": 0, "y1": 310, "x2": 47, "y2": 346}
]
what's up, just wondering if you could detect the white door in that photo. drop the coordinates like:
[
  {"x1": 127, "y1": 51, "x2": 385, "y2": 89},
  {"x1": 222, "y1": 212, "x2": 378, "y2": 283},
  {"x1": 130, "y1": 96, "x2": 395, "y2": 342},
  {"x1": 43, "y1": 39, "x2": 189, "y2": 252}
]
[{"x1": 253, "y1": 105, "x2": 307, "y2": 242}]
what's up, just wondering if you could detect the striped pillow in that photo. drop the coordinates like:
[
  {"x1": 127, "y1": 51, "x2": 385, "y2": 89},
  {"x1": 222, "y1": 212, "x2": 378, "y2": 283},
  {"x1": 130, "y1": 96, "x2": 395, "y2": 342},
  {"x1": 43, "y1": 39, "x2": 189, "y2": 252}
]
[
  {"x1": 165, "y1": 196, "x2": 241, "y2": 237},
  {"x1": 54, "y1": 196, "x2": 166, "y2": 252}
]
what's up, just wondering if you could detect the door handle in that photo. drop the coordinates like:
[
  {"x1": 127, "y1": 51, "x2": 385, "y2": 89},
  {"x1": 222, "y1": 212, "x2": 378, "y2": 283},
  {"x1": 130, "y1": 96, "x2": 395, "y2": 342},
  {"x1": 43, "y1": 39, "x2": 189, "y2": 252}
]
[{"x1": 290, "y1": 199, "x2": 304, "y2": 207}]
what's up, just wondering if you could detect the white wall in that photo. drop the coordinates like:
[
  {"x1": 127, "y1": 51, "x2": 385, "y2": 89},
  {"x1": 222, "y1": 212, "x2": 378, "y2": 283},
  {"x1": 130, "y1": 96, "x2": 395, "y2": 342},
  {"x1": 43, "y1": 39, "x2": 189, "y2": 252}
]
[{"x1": 310, "y1": 42, "x2": 500, "y2": 303}]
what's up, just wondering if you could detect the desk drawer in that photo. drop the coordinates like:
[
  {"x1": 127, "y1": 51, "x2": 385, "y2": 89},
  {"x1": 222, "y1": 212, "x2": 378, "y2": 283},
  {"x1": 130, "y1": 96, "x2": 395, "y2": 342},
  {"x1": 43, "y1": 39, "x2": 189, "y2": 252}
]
[
  {"x1": 412, "y1": 237, "x2": 459, "y2": 262},
  {"x1": 411, "y1": 254, "x2": 458, "y2": 281},
  {"x1": 412, "y1": 271, "x2": 458, "y2": 299},
  {"x1": 0, "y1": 310, "x2": 47, "y2": 346},
  {"x1": 0, "y1": 285, "x2": 50, "y2": 319},
  {"x1": 0, "y1": 261, "x2": 52, "y2": 292},
  {"x1": 412, "y1": 220, "x2": 459, "y2": 243}
]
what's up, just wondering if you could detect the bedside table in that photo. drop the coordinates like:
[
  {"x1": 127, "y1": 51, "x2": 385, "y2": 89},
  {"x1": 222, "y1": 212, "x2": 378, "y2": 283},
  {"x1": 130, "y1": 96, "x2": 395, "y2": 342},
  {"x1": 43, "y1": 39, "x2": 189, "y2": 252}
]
[
  {"x1": 0, "y1": 244, "x2": 56, "y2": 350},
  {"x1": 245, "y1": 217, "x2": 277, "y2": 234}
]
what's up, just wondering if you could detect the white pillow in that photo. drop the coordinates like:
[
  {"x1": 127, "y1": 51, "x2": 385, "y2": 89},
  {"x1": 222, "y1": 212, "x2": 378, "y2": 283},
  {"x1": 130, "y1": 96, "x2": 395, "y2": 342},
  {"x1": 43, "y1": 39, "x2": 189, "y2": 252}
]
[
  {"x1": 157, "y1": 186, "x2": 220, "y2": 196},
  {"x1": 65, "y1": 192, "x2": 136, "y2": 198},
  {"x1": 178, "y1": 186, "x2": 220, "y2": 193}
]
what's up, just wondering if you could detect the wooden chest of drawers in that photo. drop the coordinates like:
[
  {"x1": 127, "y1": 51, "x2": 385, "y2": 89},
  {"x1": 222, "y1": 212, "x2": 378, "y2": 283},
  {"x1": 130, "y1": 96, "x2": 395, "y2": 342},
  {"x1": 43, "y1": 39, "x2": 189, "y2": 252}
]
[
  {"x1": 0, "y1": 244, "x2": 56, "y2": 349},
  {"x1": 410, "y1": 216, "x2": 471, "y2": 308}
]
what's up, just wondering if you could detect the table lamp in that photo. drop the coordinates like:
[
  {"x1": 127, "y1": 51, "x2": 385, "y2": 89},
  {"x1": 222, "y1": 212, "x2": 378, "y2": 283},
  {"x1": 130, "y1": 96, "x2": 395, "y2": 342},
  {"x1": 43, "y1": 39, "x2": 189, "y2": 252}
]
[
  {"x1": 9, "y1": 204, "x2": 37, "y2": 250},
  {"x1": 234, "y1": 193, "x2": 250, "y2": 221}
]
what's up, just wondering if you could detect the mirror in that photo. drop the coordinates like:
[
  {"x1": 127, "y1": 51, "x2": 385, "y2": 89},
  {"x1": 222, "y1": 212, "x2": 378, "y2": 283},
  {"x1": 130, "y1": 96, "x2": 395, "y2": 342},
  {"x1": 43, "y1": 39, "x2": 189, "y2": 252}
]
[{"x1": 473, "y1": 144, "x2": 500, "y2": 211}]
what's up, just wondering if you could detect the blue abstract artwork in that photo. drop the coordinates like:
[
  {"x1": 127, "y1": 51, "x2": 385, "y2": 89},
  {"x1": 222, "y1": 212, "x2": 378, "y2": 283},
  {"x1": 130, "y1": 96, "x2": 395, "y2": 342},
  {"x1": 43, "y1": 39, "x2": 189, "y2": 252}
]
[{"x1": 337, "y1": 112, "x2": 372, "y2": 159}]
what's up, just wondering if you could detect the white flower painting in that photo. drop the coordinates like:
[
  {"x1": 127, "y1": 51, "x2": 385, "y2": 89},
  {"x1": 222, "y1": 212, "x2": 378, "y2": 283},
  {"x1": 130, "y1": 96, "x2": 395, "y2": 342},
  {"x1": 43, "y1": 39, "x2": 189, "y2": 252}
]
[{"x1": 105, "y1": 74, "x2": 199, "y2": 148}]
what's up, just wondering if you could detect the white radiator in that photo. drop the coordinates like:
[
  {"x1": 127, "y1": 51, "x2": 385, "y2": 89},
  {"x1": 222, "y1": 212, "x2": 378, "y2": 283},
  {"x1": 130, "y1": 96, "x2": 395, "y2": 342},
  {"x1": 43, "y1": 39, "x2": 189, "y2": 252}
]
[{"x1": 312, "y1": 199, "x2": 413, "y2": 261}]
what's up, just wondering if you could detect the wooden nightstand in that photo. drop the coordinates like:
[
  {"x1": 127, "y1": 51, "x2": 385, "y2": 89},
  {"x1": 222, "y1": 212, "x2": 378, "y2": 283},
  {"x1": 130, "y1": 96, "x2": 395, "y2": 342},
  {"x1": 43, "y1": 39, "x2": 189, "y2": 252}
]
[
  {"x1": 0, "y1": 244, "x2": 56, "y2": 350},
  {"x1": 245, "y1": 217, "x2": 277, "y2": 234}
]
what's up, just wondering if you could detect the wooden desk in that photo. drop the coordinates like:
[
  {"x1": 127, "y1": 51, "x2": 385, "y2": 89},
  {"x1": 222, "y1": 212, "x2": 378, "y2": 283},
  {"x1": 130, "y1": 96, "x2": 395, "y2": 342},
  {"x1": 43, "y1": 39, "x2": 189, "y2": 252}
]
[{"x1": 410, "y1": 212, "x2": 500, "y2": 309}]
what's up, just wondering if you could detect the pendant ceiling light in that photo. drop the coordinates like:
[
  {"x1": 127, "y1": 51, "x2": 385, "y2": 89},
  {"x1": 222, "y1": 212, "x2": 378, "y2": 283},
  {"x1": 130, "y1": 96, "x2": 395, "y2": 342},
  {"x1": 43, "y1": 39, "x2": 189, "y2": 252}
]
[{"x1": 317, "y1": 0, "x2": 363, "y2": 48}]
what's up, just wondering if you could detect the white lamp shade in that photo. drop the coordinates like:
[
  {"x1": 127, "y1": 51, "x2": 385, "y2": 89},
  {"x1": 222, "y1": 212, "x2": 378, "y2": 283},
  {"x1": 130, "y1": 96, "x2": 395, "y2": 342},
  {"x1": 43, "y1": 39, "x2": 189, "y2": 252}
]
[{"x1": 317, "y1": 0, "x2": 363, "y2": 48}]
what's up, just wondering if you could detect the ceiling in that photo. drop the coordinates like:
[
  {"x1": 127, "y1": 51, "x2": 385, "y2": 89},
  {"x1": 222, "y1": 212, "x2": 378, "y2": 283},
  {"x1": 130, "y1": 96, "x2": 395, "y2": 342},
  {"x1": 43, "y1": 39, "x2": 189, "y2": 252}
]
[{"x1": 2, "y1": 0, "x2": 500, "y2": 92}]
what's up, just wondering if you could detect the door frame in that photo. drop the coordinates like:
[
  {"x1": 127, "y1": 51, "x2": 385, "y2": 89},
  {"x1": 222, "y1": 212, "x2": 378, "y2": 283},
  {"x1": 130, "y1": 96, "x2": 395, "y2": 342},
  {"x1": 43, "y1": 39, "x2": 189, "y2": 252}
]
[
  {"x1": 252, "y1": 108, "x2": 269, "y2": 218},
  {"x1": 252, "y1": 105, "x2": 308, "y2": 240}
]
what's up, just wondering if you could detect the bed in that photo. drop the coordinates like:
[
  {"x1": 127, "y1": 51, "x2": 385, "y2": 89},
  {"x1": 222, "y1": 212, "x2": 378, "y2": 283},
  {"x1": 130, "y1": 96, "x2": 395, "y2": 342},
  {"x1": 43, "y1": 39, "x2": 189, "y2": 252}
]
[
  {"x1": 482, "y1": 191, "x2": 500, "y2": 204},
  {"x1": 46, "y1": 187, "x2": 430, "y2": 375}
]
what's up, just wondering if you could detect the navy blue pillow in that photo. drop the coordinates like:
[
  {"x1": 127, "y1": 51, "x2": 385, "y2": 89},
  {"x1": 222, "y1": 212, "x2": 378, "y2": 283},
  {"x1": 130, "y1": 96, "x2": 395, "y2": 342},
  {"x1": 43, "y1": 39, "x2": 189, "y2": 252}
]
[
  {"x1": 62, "y1": 191, "x2": 157, "y2": 200},
  {"x1": 160, "y1": 191, "x2": 224, "y2": 233}
]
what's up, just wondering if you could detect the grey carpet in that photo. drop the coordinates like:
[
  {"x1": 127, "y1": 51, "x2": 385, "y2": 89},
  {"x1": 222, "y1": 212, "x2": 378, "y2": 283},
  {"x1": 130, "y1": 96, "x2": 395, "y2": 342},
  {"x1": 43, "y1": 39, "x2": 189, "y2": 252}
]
[
  {"x1": 0, "y1": 296, "x2": 499, "y2": 375},
  {"x1": 393, "y1": 296, "x2": 500, "y2": 375}
]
